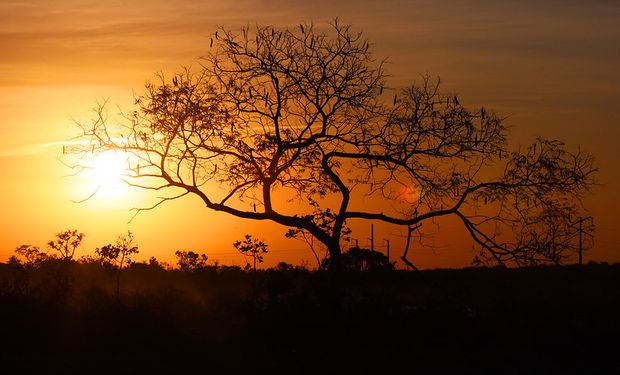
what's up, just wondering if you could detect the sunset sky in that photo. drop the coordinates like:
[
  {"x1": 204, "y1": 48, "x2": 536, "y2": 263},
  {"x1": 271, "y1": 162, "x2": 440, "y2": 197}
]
[{"x1": 1, "y1": 0, "x2": 619, "y2": 268}]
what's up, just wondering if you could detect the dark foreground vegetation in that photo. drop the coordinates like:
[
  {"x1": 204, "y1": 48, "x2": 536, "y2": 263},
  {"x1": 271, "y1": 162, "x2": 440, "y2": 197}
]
[{"x1": 1, "y1": 260, "x2": 618, "y2": 374}]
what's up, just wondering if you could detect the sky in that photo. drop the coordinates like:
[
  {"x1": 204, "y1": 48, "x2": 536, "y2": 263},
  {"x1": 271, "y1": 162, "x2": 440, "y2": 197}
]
[{"x1": 1, "y1": 0, "x2": 619, "y2": 268}]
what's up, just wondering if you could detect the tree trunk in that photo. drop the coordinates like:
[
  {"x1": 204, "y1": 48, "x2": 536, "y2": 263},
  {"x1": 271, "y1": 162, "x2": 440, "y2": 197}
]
[
  {"x1": 327, "y1": 242, "x2": 342, "y2": 274},
  {"x1": 326, "y1": 241, "x2": 344, "y2": 308}
]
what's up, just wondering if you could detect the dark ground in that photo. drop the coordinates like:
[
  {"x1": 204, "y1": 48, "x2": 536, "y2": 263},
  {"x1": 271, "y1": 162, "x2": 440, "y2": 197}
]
[{"x1": 1, "y1": 261, "x2": 618, "y2": 374}]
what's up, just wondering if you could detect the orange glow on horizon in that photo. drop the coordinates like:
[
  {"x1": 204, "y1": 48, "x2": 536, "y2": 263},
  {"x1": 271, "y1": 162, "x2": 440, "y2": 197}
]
[{"x1": 0, "y1": 2, "x2": 618, "y2": 269}]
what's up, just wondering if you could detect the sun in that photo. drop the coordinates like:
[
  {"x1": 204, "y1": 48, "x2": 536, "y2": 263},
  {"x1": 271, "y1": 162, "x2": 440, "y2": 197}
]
[
  {"x1": 83, "y1": 151, "x2": 130, "y2": 199},
  {"x1": 397, "y1": 185, "x2": 424, "y2": 204}
]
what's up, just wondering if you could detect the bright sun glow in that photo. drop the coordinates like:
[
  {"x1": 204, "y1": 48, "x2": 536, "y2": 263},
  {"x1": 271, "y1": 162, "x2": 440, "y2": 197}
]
[
  {"x1": 397, "y1": 185, "x2": 424, "y2": 204},
  {"x1": 83, "y1": 151, "x2": 130, "y2": 199}
]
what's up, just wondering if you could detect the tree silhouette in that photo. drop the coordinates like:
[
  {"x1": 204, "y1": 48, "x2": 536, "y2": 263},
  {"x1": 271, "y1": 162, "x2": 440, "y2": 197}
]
[
  {"x1": 95, "y1": 231, "x2": 139, "y2": 298},
  {"x1": 233, "y1": 234, "x2": 268, "y2": 301},
  {"x1": 75, "y1": 21, "x2": 595, "y2": 270},
  {"x1": 47, "y1": 229, "x2": 84, "y2": 261},
  {"x1": 233, "y1": 234, "x2": 268, "y2": 273},
  {"x1": 14, "y1": 245, "x2": 49, "y2": 267},
  {"x1": 174, "y1": 250, "x2": 208, "y2": 271},
  {"x1": 322, "y1": 247, "x2": 393, "y2": 272}
]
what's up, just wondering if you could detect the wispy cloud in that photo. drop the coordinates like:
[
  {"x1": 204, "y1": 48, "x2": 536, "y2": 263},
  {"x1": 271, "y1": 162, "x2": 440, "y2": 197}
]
[{"x1": 0, "y1": 140, "x2": 72, "y2": 158}]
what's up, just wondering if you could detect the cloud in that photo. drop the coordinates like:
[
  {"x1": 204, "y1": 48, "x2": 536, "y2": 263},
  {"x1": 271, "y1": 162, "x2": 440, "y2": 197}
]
[
  {"x1": 0, "y1": 0, "x2": 618, "y2": 110},
  {"x1": 0, "y1": 139, "x2": 79, "y2": 158}
]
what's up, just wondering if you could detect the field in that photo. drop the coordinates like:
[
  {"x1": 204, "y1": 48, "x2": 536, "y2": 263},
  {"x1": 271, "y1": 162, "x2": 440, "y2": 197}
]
[{"x1": 1, "y1": 261, "x2": 618, "y2": 374}]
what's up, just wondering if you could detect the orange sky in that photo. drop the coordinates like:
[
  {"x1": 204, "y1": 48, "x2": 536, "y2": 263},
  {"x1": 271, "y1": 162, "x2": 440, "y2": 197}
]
[{"x1": 1, "y1": 0, "x2": 619, "y2": 268}]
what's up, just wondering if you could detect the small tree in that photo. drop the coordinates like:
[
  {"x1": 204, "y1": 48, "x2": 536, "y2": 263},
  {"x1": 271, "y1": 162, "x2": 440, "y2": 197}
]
[
  {"x1": 95, "y1": 231, "x2": 139, "y2": 298},
  {"x1": 234, "y1": 234, "x2": 269, "y2": 273},
  {"x1": 147, "y1": 256, "x2": 170, "y2": 270},
  {"x1": 322, "y1": 247, "x2": 393, "y2": 272},
  {"x1": 234, "y1": 234, "x2": 268, "y2": 302},
  {"x1": 174, "y1": 250, "x2": 209, "y2": 271},
  {"x1": 14, "y1": 245, "x2": 49, "y2": 267},
  {"x1": 47, "y1": 230, "x2": 84, "y2": 261}
]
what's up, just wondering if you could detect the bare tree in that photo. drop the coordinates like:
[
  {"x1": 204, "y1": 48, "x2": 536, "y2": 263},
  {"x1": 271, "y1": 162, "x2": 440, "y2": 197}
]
[{"x1": 74, "y1": 21, "x2": 596, "y2": 270}]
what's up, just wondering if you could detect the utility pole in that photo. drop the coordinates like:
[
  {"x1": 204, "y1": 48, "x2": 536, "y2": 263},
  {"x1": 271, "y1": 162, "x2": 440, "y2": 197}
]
[
  {"x1": 370, "y1": 224, "x2": 374, "y2": 253},
  {"x1": 570, "y1": 216, "x2": 594, "y2": 265},
  {"x1": 384, "y1": 239, "x2": 390, "y2": 263}
]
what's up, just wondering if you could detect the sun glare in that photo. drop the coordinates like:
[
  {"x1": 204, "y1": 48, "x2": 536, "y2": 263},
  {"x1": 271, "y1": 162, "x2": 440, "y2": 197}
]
[
  {"x1": 83, "y1": 151, "x2": 130, "y2": 199},
  {"x1": 398, "y1": 185, "x2": 423, "y2": 204}
]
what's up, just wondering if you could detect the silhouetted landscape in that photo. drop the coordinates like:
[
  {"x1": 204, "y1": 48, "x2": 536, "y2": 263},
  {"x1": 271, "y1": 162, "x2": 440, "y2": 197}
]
[
  {"x1": 2, "y1": 3, "x2": 620, "y2": 374},
  {"x1": 1, "y1": 256, "x2": 618, "y2": 373}
]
